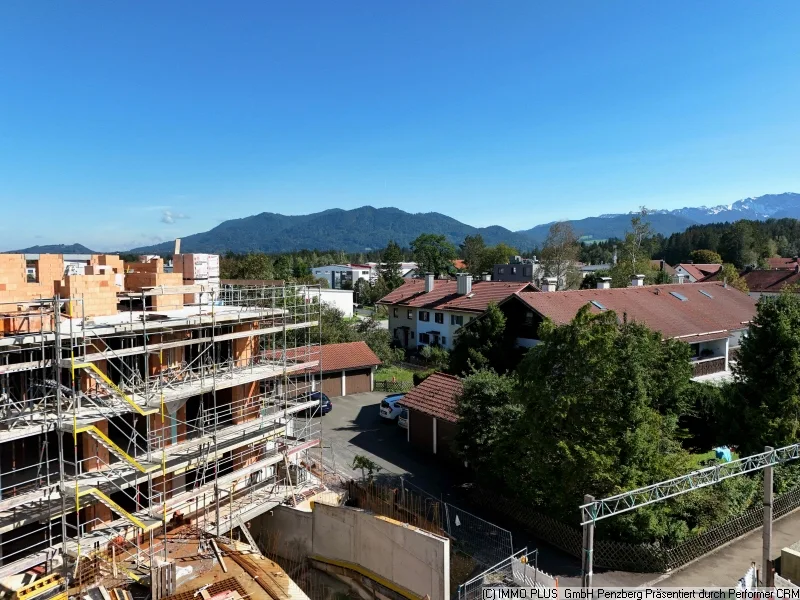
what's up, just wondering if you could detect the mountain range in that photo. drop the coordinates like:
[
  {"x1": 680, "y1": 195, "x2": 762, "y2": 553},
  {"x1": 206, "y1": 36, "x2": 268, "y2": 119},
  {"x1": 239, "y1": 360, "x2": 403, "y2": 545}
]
[{"x1": 10, "y1": 192, "x2": 800, "y2": 255}]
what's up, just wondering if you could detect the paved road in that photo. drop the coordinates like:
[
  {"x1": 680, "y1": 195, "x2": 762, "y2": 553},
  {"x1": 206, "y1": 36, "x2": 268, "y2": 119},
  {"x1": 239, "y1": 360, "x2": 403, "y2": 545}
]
[
  {"x1": 317, "y1": 391, "x2": 653, "y2": 587},
  {"x1": 646, "y1": 508, "x2": 800, "y2": 587}
]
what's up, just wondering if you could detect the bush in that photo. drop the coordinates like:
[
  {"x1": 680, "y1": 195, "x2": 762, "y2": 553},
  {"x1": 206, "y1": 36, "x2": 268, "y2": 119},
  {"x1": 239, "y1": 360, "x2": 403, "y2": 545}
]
[{"x1": 413, "y1": 369, "x2": 436, "y2": 386}]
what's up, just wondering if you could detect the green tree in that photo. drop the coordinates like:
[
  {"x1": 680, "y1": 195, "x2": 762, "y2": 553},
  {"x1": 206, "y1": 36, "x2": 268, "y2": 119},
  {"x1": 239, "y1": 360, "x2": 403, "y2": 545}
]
[
  {"x1": 380, "y1": 241, "x2": 405, "y2": 289},
  {"x1": 351, "y1": 455, "x2": 382, "y2": 482},
  {"x1": 455, "y1": 370, "x2": 520, "y2": 471},
  {"x1": 505, "y1": 306, "x2": 693, "y2": 518},
  {"x1": 731, "y1": 293, "x2": 800, "y2": 453},
  {"x1": 411, "y1": 234, "x2": 457, "y2": 278},
  {"x1": 460, "y1": 234, "x2": 487, "y2": 276},
  {"x1": 272, "y1": 255, "x2": 293, "y2": 281},
  {"x1": 690, "y1": 249, "x2": 723, "y2": 264},
  {"x1": 320, "y1": 305, "x2": 359, "y2": 345},
  {"x1": 449, "y1": 303, "x2": 520, "y2": 375},
  {"x1": 355, "y1": 316, "x2": 404, "y2": 364},
  {"x1": 221, "y1": 252, "x2": 273, "y2": 280},
  {"x1": 720, "y1": 221, "x2": 758, "y2": 267},
  {"x1": 540, "y1": 222, "x2": 581, "y2": 290},
  {"x1": 611, "y1": 208, "x2": 654, "y2": 287},
  {"x1": 481, "y1": 243, "x2": 519, "y2": 275},
  {"x1": 718, "y1": 263, "x2": 748, "y2": 293},
  {"x1": 580, "y1": 270, "x2": 612, "y2": 290}
]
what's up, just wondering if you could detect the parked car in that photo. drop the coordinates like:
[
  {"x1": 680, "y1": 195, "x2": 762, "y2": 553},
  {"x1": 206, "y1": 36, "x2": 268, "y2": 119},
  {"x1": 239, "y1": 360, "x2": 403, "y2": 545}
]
[
  {"x1": 300, "y1": 391, "x2": 332, "y2": 416},
  {"x1": 379, "y1": 393, "x2": 405, "y2": 420},
  {"x1": 398, "y1": 408, "x2": 409, "y2": 429}
]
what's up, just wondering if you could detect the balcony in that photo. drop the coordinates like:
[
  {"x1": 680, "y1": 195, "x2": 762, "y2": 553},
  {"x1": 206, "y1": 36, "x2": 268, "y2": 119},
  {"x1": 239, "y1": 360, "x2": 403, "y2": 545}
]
[{"x1": 691, "y1": 356, "x2": 726, "y2": 378}]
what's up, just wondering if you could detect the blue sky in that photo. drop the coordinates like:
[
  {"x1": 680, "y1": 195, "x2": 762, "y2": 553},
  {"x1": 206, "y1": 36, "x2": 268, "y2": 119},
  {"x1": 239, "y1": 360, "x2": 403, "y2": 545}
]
[{"x1": 1, "y1": 1, "x2": 799, "y2": 251}]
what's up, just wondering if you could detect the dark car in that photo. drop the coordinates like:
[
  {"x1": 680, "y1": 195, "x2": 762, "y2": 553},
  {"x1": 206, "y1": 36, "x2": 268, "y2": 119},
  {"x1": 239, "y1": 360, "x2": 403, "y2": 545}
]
[{"x1": 309, "y1": 391, "x2": 332, "y2": 416}]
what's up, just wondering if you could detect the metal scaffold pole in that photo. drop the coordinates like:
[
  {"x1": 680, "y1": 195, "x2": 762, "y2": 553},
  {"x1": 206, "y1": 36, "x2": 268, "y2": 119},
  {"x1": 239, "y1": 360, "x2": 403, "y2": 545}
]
[
  {"x1": 763, "y1": 446, "x2": 774, "y2": 586},
  {"x1": 581, "y1": 494, "x2": 594, "y2": 589}
]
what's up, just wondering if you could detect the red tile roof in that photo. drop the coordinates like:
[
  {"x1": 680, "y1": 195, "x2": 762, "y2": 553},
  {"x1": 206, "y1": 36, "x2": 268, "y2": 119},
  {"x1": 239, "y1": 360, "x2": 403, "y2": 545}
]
[
  {"x1": 515, "y1": 281, "x2": 756, "y2": 341},
  {"x1": 282, "y1": 341, "x2": 381, "y2": 373},
  {"x1": 766, "y1": 257, "x2": 800, "y2": 270},
  {"x1": 677, "y1": 263, "x2": 722, "y2": 281},
  {"x1": 742, "y1": 269, "x2": 800, "y2": 293},
  {"x1": 650, "y1": 259, "x2": 677, "y2": 276},
  {"x1": 399, "y1": 372, "x2": 462, "y2": 423},
  {"x1": 377, "y1": 279, "x2": 535, "y2": 313}
]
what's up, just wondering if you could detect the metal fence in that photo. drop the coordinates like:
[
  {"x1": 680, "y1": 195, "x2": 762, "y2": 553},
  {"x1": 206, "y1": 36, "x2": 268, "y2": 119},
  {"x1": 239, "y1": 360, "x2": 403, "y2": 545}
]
[
  {"x1": 457, "y1": 548, "x2": 556, "y2": 600},
  {"x1": 469, "y1": 484, "x2": 800, "y2": 573},
  {"x1": 346, "y1": 478, "x2": 513, "y2": 569}
]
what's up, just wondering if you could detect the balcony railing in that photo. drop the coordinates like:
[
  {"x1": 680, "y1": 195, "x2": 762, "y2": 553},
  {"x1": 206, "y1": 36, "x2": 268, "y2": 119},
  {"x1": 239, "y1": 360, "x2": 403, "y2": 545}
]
[{"x1": 691, "y1": 356, "x2": 726, "y2": 378}]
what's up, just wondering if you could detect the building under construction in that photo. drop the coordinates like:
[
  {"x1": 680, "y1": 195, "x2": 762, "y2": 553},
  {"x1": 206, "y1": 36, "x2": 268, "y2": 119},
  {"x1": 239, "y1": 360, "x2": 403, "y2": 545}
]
[{"x1": 0, "y1": 252, "x2": 324, "y2": 598}]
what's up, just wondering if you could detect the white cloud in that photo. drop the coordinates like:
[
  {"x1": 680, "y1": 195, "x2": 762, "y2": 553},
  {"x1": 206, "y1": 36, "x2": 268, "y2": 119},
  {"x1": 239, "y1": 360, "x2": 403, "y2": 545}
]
[{"x1": 161, "y1": 210, "x2": 190, "y2": 224}]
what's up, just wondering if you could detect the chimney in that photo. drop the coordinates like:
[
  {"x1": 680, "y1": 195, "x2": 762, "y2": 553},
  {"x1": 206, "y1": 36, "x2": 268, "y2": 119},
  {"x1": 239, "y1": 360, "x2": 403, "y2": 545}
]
[
  {"x1": 424, "y1": 273, "x2": 434, "y2": 293},
  {"x1": 795, "y1": 263, "x2": 799, "y2": 274},
  {"x1": 457, "y1": 274, "x2": 473, "y2": 295},
  {"x1": 481, "y1": 272, "x2": 491, "y2": 281},
  {"x1": 541, "y1": 277, "x2": 557, "y2": 292},
  {"x1": 597, "y1": 277, "x2": 612, "y2": 290},
  {"x1": 676, "y1": 273, "x2": 686, "y2": 284},
  {"x1": 630, "y1": 274, "x2": 645, "y2": 287}
]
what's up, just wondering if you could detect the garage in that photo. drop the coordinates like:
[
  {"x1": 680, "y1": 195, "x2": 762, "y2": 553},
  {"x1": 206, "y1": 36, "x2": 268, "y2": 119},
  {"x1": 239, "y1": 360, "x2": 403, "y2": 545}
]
[
  {"x1": 294, "y1": 341, "x2": 381, "y2": 398},
  {"x1": 399, "y1": 372, "x2": 462, "y2": 463}
]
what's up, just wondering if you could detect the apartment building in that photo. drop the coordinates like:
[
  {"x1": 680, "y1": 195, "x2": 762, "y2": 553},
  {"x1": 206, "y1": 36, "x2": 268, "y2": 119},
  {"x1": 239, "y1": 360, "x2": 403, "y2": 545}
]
[
  {"x1": 476, "y1": 276, "x2": 756, "y2": 382},
  {"x1": 378, "y1": 274, "x2": 535, "y2": 350},
  {"x1": 310, "y1": 264, "x2": 372, "y2": 289},
  {"x1": 0, "y1": 253, "x2": 323, "y2": 595}
]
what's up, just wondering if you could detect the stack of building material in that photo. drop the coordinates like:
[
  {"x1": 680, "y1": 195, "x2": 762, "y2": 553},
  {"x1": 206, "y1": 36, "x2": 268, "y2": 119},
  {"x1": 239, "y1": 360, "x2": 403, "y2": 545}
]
[{"x1": 174, "y1": 254, "x2": 220, "y2": 305}]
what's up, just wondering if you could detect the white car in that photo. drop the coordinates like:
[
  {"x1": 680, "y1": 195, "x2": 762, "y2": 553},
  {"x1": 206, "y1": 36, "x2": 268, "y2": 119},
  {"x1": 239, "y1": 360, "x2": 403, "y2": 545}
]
[{"x1": 380, "y1": 394, "x2": 405, "y2": 420}]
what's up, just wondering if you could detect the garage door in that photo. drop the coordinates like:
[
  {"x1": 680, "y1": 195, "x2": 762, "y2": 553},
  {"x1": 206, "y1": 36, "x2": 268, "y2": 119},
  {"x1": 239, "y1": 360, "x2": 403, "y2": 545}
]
[
  {"x1": 345, "y1": 369, "x2": 371, "y2": 394},
  {"x1": 320, "y1": 373, "x2": 342, "y2": 398}
]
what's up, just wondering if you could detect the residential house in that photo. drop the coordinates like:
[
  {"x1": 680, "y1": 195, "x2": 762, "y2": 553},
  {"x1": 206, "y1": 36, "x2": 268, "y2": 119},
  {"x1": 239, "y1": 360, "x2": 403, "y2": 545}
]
[
  {"x1": 300, "y1": 286, "x2": 355, "y2": 317},
  {"x1": 674, "y1": 263, "x2": 722, "y2": 283},
  {"x1": 478, "y1": 277, "x2": 756, "y2": 381},
  {"x1": 766, "y1": 257, "x2": 800, "y2": 270},
  {"x1": 739, "y1": 265, "x2": 800, "y2": 299},
  {"x1": 398, "y1": 372, "x2": 462, "y2": 462},
  {"x1": 311, "y1": 264, "x2": 373, "y2": 289},
  {"x1": 493, "y1": 256, "x2": 541, "y2": 283},
  {"x1": 651, "y1": 259, "x2": 677, "y2": 279},
  {"x1": 377, "y1": 274, "x2": 536, "y2": 350},
  {"x1": 365, "y1": 262, "x2": 419, "y2": 282}
]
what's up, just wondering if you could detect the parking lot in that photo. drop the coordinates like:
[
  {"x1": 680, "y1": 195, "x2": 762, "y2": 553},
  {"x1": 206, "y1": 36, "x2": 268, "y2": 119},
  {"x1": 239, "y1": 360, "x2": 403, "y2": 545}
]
[
  {"x1": 315, "y1": 390, "x2": 656, "y2": 587},
  {"x1": 319, "y1": 391, "x2": 459, "y2": 495}
]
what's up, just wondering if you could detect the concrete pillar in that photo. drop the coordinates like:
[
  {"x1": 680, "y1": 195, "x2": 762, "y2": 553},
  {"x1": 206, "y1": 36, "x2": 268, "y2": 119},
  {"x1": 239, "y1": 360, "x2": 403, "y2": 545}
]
[
  {"x1": 432, "y1": 418, "x2": 437, "y2": 454},
  {"x1": 232, "y1": 323, "x2": 257, "y2": 367},
  {"x1": 341, "y1": 370, "x2": 346, "y2": 396},
  {"x1": 370, "y1": 367, "x2": 375, "y2": 391},
  {"x1": 724, "y1": 338, "x2": 730, "y2": 372}
]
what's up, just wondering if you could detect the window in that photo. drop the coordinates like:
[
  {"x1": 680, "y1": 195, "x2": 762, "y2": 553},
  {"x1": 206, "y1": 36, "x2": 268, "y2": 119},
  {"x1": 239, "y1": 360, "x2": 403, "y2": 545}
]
[
  {"x1": 419, "y1": 333, "x2": 430, "y2": 344},
  {"x1": 451, "y1": 315, "x2": 464, "y2": 326},
  {"x1": 419, "y1": 311, "x2": 430, "y2": 322},
  {"x1": 441, "y1": 336, "x2": 446, "y2": 345},
  {"x1": 511, "y1": 267, "x2": 517, "y2": 274},
  {"x1": 590, "y1": 300, "x2": 607, "y2": 310},
  {"x1": 410, "y1": 331, "x2": 414, "y2": 339},
  {"x1": 498, "y1": 267, "x2": 505, "y2": 274},
  {"x1": 669, "y1": 291, "x2": 688, "y2": 302},
  {"x1": 407, "y1": 310, "x2": 413, "y2": 319},
  {"x1": 393, "y1": 308, "x2": 398, "y2": 318},
  {"x1": 524, "y1": 310, "x2": 534, "y2": 325},
  {"x1": 699, "y1": 290, "x2": 714, "y2": 299},
  {"x1": 362, "y1": 271, "x2": 369, "y2": 275},
  {"x1": 435, "y1": 313, "x2": 444, "y2": 324}
]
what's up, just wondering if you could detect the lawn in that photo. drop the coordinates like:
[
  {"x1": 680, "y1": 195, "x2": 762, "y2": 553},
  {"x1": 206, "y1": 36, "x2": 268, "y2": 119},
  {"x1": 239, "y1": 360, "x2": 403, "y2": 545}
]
[
  {"x1": 690, "y1": 448, "x2": 739, "y2": 469},
  {"x1": 374, "y1": 365, "x2": 414, "y2": 383}
]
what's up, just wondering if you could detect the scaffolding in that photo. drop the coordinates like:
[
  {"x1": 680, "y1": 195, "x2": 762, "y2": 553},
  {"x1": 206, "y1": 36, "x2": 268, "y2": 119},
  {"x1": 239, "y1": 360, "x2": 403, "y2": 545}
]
[{"x1": 0, "y1": 284, "x2": 323, "y2": 596}]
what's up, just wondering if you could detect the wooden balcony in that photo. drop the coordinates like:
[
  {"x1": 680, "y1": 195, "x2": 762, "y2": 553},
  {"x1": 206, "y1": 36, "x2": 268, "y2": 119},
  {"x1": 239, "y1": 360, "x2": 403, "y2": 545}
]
[{"x1": 691, "y1": 356, "x2": 726, "y2": 378}]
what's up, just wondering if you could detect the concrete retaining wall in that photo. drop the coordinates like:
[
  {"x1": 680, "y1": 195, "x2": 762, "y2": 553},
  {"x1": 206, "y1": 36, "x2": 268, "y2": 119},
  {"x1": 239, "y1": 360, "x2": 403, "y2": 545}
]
[{"x1": 255, "y1": 502, "x2": 450, "y2": 600}]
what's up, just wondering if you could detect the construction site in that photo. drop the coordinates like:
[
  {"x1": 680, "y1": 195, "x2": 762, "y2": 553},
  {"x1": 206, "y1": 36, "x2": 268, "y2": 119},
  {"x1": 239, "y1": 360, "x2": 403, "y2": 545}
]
[{"x1": 0, "y1": 250, "x2": 335, "y2": 600}]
